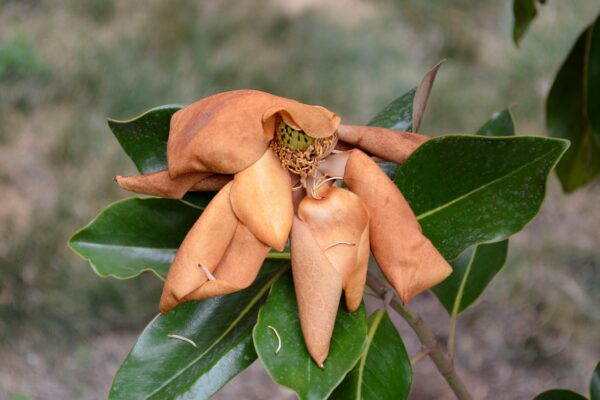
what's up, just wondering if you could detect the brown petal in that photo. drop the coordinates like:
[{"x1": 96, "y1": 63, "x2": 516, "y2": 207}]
[
  {"x1": 291, "y1": 216, "x2": 343, "y2": 367},
  {"x1": 183, "y1": 223, "x2": 270, "y2": 301},
  {"x1": 167, "y1": 90, "x2": 340, "y2": 176},
  {"x1": 337, "y1": 125, "x2": 429, "y2": 164},
  {"x1": 344, "y1": 224, "x2": 369, "y2": 312},
  {"x1": 230, "y1": 148, "x2": 293, "y2": 251},
  {"x1": 159, "y1": 182, "x2": 238, "y2": 314},
  {"x1": 263, "y1": 102, "x2": 340, "y2": 139},
  {"x1": 116, "y1": 170, "x2": 211, "y2": 199},
  {"x1": 343, "y1": 150, "x2": 452, "y2": 304},
  {"x1": 412, "y1": 60, "x2": 444, "y2": 133},
  {"x1": 190, "y1": 174, "x2": 232, "y2": 192},
  {"x1": 298, "y1": 186, "x2": 369, "y2": 311}
]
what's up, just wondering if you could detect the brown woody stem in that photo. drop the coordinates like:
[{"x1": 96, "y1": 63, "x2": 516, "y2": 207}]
[{"x1": 366, "y1": 272, "x2": 473, "y2": 400}]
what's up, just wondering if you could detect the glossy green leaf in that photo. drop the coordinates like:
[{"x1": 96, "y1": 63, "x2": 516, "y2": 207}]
[
  {"x1": 367, "y1": 88, "x2": 415, "y2": 131},
  {"x1": 533, "y1": 389, "x2": 587, "y2": 400},
  {"x1": 253, "y1": 272, "x2": 368, "y2": 400},
  {"x1": 547, "y1": 14, "x2": 600, "y2": 192},
  {"x1": 591, "y1": 361, "x2": 600, "y2": 400},
  {"x1": 432, "y1": 240, "x2": 508, "y2": 313},
  {"x1": 69, "y1": 198, "x2": 200, "y2": 279},
  {"x1": 69, "y1": 198, "x2": 291, "y2": 280},
  {"x1": 109, "y1": 105, "x2": 182, "y2": 174},
  {"x1": 369, "y1": 86, "x2": 417, "y2": 179},
  {"x1": 330, "y1": 310, "x2": 411, "y2": 400},
  {"x1": 590, "y1": 20, "x2": 600, "y2": 138},
  {"x1": 109, "y1": 262, "x2": 288, "y2": 400},
  {"x1": 432, "y1": 109, "x2": 513, "y2": 313},
  {"x1": 395, "y1": 135, "x2": 569, "y2": 260},
  {"x1": 108, "y1": 104, "x2": 216, "y2": 209},
  {"x1": 513, "y1": 0, "x2": 544, "y2": 46},
  {"x1": 477, "y1": 109, "x2": 516, "y2": 137}
]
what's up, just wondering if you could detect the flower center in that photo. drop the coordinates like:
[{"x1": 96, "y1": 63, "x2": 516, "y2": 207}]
[{"x1": 271, "y1": 119, "x2": 338, "y2": 176}]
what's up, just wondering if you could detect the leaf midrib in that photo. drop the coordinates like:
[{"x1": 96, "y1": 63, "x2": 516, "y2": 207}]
[
  {"x1": 144, "y1": 267, "x2": 287, "y2": 399},
  {"x1": 72, "y1": 241, "x2": 179, "y2": 253},
  {"x1": 355, "y1": 311, "x2": 385, "y2": 400},
  {"x1": 415, "y1": 147, "x2": 559, "y2": 221}
]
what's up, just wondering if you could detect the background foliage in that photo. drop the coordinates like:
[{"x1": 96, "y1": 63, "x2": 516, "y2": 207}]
[{"x1": 1, "y1": 0, "x2": 599, "y2": 399}]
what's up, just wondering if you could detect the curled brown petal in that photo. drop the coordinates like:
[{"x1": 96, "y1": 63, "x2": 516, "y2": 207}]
[
  {"x1": 343, "y1": 150, "x2": 452, "y2": 304},
  {"x1": 230, "y1": 148, "x2": 293, "y2": 251},
  {"x1": 159, "y1": 182, "x2": 238, "y2": 314},
  {"x1": 412, "y1": 60, "x2": 444, "y2": 133},
  {"x1": 183, "y1": 223, "x2": 270, "y2": 301},
  {"x1": 298, "y1": 186, "x2": 369, "y2": 312},
  {"x1": 167, "y1": 90, "x2": 340, "y2": 177},
  {"x1": 263, "y1": 102, "x2": 340, "y2": 139},
  {"x1": 291, "y1": 216, "x2": 343, "y2": 366},
  {"x1": 115, "y1": 170, "x2": 211, "y2": 199},
  {"x1": 337, "y1": 125, "x2": 429, "y2": 164}
]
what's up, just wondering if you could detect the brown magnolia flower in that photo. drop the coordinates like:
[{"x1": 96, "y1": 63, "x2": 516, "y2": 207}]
[{"x1": 116, "y1": 89, "x2": 452, "y2": 367}]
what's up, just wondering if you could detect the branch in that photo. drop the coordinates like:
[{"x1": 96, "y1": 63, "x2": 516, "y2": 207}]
[{"x1": 366, "y1": 272, "x2": 473, "y2": 400}]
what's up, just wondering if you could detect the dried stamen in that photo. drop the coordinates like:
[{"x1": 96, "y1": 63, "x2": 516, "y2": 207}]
[
  {"x1": 314, "y1": 176, "x2": 343, "y2": 191},
  {"x1": 199, "y1": 264, "x2": 216, "y2": 281},
  {"x1": 324, "y1": 241, "x2": 356, "y2": 250},
  {"x1": 271, "y1": 119, "x2": 338, "y2": 176},
  {"x1": 267, "y1": 325, "x2": 282, "y2": 354},
  {"x1": 167, "y1": 334, "x2": 198, "y2": 348}
]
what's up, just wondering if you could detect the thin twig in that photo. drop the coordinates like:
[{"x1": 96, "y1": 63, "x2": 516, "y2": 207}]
[
  {"x1": 366, "y1": 272, "x2": 473, "y2": 400},
  {"x1": 410, "y1": 348, "x2": 431, "y2": 366}
]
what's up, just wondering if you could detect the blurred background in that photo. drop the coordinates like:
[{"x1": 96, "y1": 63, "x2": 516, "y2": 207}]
[{"x1": 0, "y1": 0, "x2": 599, "y2": 399}]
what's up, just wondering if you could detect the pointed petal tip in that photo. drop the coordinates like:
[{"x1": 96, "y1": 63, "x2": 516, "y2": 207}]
[
  {"x1": 159, "y1": 290, "x2": 178, "y2": 315},
  {"x1": 310, "y1": 351, "x2": 328, "y2": 368}
]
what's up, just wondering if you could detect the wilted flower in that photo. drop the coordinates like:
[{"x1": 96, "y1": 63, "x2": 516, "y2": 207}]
[{"x1": 116, "y1": 89, "x2": 452, "y2": 366}]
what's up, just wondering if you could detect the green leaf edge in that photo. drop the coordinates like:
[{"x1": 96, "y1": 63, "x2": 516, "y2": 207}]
[
  {"x1": 68, "y1": 196, "x2": 292, "y2": 281},
  {"x1": 68, "y1": 196, "x2": 169, "y2": 281},
  {"x1": 406, "y1": 134, "x2": 570, "y2": 259},
  {"x1": 106, "y1": 103, "x2": 185, "y2": 125},
  {"x1": 109, "y1": 265, "x2": 289, "y2": 399}
]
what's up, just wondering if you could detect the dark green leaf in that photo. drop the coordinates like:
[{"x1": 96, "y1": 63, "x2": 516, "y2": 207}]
[
  {"x1": 395, "y1": 135, "x2": 569, "y2": 260},
  {"x1": 110, "y1": 262, "x2": 288, "y2": 400},
  {"x1": 513, "y1": 0, "x2": 543, "y2": 46},
  {"x1": 591, "y1": 361, "x2": 600, "y2": 400},
  {"x1": 108, "y1": 105, "x2": 182, "y2": 174},
  {"x1": 330, "y1": 310, "x2": 411, "y2": 400},
  {"x1": 69, "y1": 198, "x2": 200, "y2": 279},
  {"x1": 369, "y1": 86, "x2": 417, "y2": 179},
  {"x1": 477, "y1": 109, "x2": 516, "y2": 137},
  {"x1": 108, "y1": 105, "x2": 219, "y2": 208},
  {"x1": 367, "y1": 88, "x2": 415, "y2": 131},
  {"x1": 432, "y1": 240, "x2": 508, "y2": 313},
  {"x1": 253, "y1": 272, "x2": 367, "y2": 400},
  {"x1": 533, "y1": 389, "x2": 587, "y2": 400},
  {"x1": 432, "y1": 109, "x2": 513, "y2": 313},
  {"x1": 68, "y1": 198, "x2": 290, "y2": 280},
  {"x1": 547, "y1": 15, "x2": 600, "y2": 192},
  {"x1": 588, "y1": 18, "x2": 600, "y2": 138}
]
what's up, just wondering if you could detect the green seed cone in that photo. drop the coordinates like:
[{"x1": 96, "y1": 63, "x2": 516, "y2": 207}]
[{"x1": 277, "y1": 120, "x2": 314, "y2": 151}]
